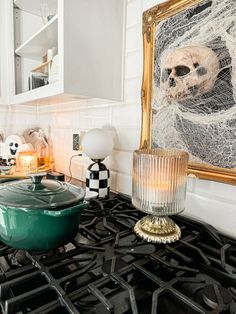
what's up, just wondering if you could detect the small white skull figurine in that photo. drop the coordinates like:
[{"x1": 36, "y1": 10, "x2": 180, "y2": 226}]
[
  {"x1": 5, "y1": 135, "x2": 25, "y2": 156},
  {"x1": 160, "y1": 45, "x2": 219, "y2": 101}
]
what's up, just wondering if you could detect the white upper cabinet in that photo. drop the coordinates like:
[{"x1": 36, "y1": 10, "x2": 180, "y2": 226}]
[
  {"x1": 0, "y1": 1, "x2": 2, "y2": 104},
  {"x1": 1, "y1": 0, "x2": 126, "y2": 105},
  {"x1": 0, "y1": 0, "x2": 9, "y2": 105}
]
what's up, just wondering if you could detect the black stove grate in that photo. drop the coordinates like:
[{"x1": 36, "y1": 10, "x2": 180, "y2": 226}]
[{"x1": 0, "y1": 194, "x2": 236, "y2": 314}]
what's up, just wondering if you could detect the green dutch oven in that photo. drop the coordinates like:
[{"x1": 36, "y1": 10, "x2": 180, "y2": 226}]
[{"x1": 0, "y1": 173, "x2": 88, "y2": 251}]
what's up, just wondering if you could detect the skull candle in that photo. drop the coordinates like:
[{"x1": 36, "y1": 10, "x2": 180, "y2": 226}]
[{"x1": 160, "y1": 45, "x2": 219, "y2": 101}]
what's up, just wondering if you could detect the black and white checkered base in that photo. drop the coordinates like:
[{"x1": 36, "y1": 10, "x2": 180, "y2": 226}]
[{"x1": 86, "y1": 162, "x2": 110, "y2": 198}]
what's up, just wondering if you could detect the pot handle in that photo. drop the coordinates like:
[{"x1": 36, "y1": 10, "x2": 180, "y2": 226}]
[{"x1": 43, "y1": 201, "x2": 88, "y2": 217}]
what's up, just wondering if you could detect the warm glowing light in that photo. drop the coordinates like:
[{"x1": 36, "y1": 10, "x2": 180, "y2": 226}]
[
  {"x1": 17, "y1": 151, "x2": 38, "y2": 174},
  {"x1": 132, "y1": 149, "x2": 188, "y2": 205}
]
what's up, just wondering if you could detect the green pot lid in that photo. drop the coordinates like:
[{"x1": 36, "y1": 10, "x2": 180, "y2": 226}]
[{"x1": 0, "y1": 173, "x2": 85, "y2": 210}]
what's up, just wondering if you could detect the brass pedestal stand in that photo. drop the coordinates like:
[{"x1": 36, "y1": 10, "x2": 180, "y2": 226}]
[{"x1": 134, "y1": 215, "x2": 181, "y2": 244}]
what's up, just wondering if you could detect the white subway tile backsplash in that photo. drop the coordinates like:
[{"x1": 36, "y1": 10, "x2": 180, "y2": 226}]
[
  {"x1": 116, "y1": 172, "x2": 132, "y2": 195},
  {"x1": 109, "y1": 170, "x2": 118, "y2": 191},
  {"x1": 37, "y1": 113, "x2": 51, "y2": 126},
  {"x1": 51, "y1": 111, "x2": 80, "y2": 128},
  {"x1": 112, "y1": 103, "x2": 141, "y2": 128},
  {"x1": 110, "y1": 170, "x2": 132, "y2": 195},
  {"x1": 50, "y1": 130, "x2": 66, "y2": 157},
  {"x1": 184, "y1": 192, "x2": 236, "y2": 238},
  {"x1": 69, "y1": 157, "x2": 85, "y2": 181},
  {"x1": 6, "y1": 104, "x2": 36, "y2": 114},
  {"x1": 113, "y1": 127, "x2": 140, "y2": 152},
  {"x1": 107, "y1": 150, "x2": 133, "y2": 175},
  {"x1": 53, "y1": 156, "x2": 65, "y2": 174},
  {"x1": 0, "y1": 107, "x2": 38, "y2": 137},
  {"x1": 188, "y1": 177, "x2": 236, "y2": 203},
  {"x1": 61, "y1": 130, "x2": 75, "y2": 156},
  {"x1": 86, "y1": 106, "x2": 112, "y2": 129},
  {"x1": 76, "y1": 114, "x2": 92, "y2": 130},
  {"x1": 8, "y1": 112, "x2": 37, "y2": 125}
]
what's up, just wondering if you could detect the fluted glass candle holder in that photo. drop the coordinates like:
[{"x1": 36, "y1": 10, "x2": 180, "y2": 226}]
[{"x1": 132, "y1": 148, "x2": 189, "y2": 243}]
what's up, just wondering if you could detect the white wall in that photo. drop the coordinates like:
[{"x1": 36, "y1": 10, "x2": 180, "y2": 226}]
[{"x1": 2, "y1": 0, "x2": 236, "y2": 237}]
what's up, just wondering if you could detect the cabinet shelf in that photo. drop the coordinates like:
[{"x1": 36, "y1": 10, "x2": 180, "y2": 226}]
[
  {"x1": 14, "y1": 0, "x2": 57, "y2": 17},
  {"x1": 11, "y1": 82, "x2": 87, "y2": 105},
  {"x1": 15, "y1": 15, "x2": 58, "y2": 60},
  {"x1": 12, "y1": 82, "x2": 62, "y2": 104}
]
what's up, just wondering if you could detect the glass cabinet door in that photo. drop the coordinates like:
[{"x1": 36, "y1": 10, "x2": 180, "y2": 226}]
[{"x1": 13, "y1": 0, "x2": 58, "y2": 95}]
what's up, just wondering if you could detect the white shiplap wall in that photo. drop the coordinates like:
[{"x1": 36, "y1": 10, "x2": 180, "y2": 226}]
[{"x1": 0, "y1": 0, "x2": 235, "y2": 237}]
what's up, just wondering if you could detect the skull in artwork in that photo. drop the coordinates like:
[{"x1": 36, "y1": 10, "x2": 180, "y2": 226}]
[{"x1": 160, "y1": 45, "x2": 219, "y2": 101}]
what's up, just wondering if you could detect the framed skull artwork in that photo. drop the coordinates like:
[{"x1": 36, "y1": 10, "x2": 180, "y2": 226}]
[{"x1": 141, "y1": 0, "x2": 236, "y2": 185}]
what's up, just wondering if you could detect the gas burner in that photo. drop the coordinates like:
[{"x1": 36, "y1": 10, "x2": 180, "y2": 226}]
[
  {"x1": 0, "y1": 194, "x2": 236, "y2": 314},
  {"x1": 32, "y1": 246, "x2": 66, "y2": 258},
  {"x1": 78, "y1": 198, "x2": 140, "y2": 245},
  {"x1": 11, "y1": 250, "x2": 29, "y2": 266},
  {"x1": 7, "y1": 247, "x2": 66, "y2": 267},
  {"x1": 199, "y1": 284, "x2": 233, "y2": 311},
  {"x1": 95, "y1": 220, "x2": 117, "y2": 236}
]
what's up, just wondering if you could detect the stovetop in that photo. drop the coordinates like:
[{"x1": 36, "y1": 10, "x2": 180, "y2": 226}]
[{"x1": 0, "y1": 194, "x2": 236, "y2": 314}]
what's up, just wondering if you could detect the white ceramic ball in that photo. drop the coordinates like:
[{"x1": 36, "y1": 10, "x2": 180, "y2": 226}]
[{"x1": 82, "y1": 128, "x2": 113, "y2": 160}]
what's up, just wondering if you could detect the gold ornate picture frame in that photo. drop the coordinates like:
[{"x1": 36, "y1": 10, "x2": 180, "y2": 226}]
[{"x1": 141, "y1": 0, "x2": 236, "y2": 185}]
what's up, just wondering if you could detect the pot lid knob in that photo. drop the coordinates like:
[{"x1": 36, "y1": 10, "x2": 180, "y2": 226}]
[{"x1": 28, "y1": 172, "x2": 47, "y2": 184}]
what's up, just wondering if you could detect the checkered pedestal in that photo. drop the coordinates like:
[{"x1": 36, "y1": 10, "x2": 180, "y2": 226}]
[{"x1": 86, "y1": 162, "x2": 110, "y2": 198}]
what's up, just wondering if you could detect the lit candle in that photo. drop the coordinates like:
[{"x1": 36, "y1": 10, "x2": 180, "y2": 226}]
[
  {"x1": 133, "y1": 172, "x2": 180, "y2": 205},
  {"x1": 132, "y1": 148, "x2": 189, "y2": 244},
  {"x1": 132, "y1": 149, "x2": 188, "y2": 214},
  {"x1": 146, "y1": 178, "x2": 186, "y2": 205},
  {"x1": 17, "y1": 151, "x2": 38, "y2": 174}
]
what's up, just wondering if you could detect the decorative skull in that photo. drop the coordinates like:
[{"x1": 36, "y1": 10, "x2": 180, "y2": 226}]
[
  {"x1": 5, "y1": 135, "x2": 24, "y2": 156},
  {"x1": 160, "y1": 45, "x2": 219, "y2": 101}
]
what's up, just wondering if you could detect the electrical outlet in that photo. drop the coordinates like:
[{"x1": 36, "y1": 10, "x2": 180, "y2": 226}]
[{"x1": 73, "y1": 134, "x2": 80, "y2": 151}]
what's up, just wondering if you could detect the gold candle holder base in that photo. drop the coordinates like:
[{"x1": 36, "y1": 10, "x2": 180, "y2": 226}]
[{"x1": 134, "y1": 215, "x2": 181, "y2": 244}]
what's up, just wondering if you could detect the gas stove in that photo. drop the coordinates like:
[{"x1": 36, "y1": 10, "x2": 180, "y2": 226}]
[{"x1": 0, "y1": 194, "x2": 236, "y2": 314}]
